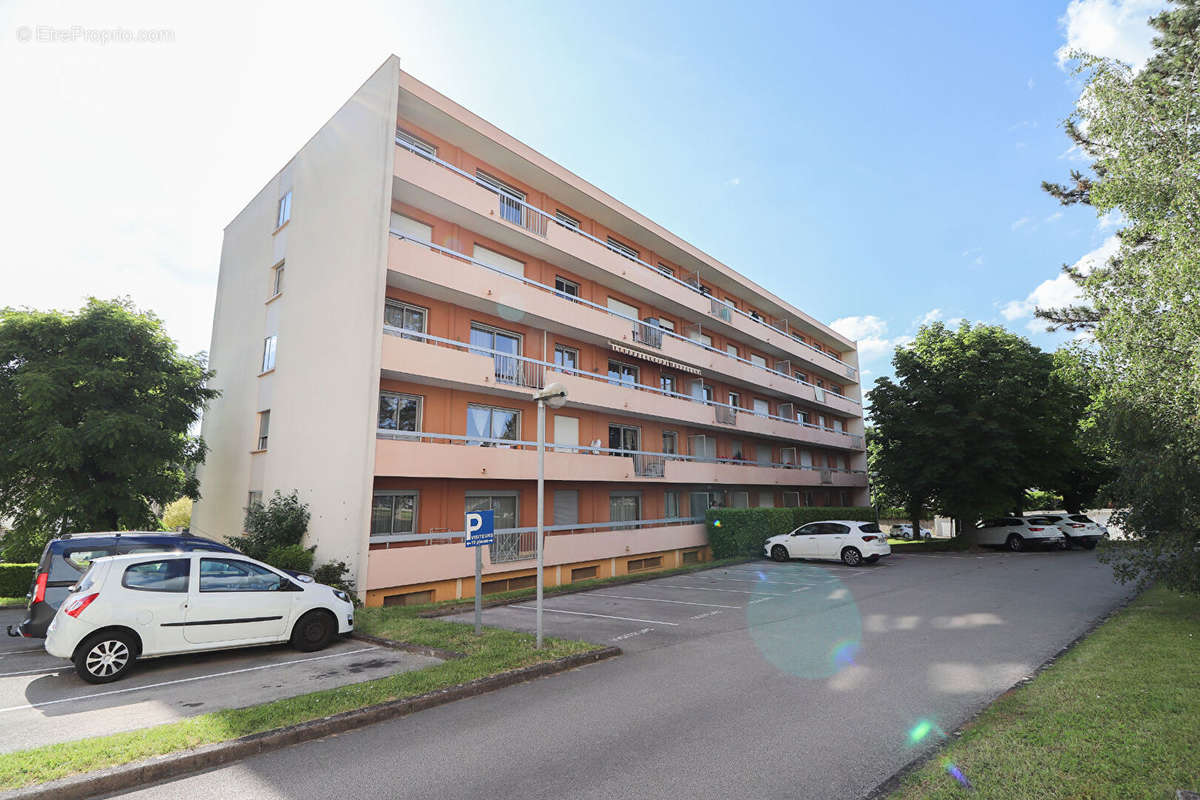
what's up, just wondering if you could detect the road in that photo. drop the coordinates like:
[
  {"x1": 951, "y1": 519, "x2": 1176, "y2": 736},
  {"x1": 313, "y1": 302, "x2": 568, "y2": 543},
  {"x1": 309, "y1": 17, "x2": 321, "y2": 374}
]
[{"x1": 109, "y1": 550, "x2": 1133, "y2": 799}]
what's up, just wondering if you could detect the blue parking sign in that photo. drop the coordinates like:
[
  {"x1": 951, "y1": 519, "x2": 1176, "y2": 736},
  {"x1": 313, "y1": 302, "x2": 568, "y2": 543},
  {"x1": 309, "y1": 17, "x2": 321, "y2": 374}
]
[{"x1": 465, "y1": 510, "x2": 495, "y2": 546}]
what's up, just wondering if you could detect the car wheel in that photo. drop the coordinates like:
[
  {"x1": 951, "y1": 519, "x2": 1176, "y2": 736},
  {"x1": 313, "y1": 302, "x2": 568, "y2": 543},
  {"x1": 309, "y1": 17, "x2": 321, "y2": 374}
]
[
  {"x1": 922, "y1": 531, "x2": 932, "y2": 540},
  {"x1": 1006, "y1": 534, "x2": 1025, "y2": 553},
  {"x1": 771, "y1": 545, "x2": 789, "y2": 563},
  {"x1": 841, "y1": 547, "x2": 863, "y2": 566},
  {"x1": 1061, "y1": 537, "x2": 1073, "y2": 550},
  {"x1": 74, "y1": 631, "x2": 137, "y2": 684},
  {"x1": 864, "y1": 554, "x2": 880, "y2": 564},
  {"x1": 290, "y1": 610, "x2": 336, "y2": 652}
]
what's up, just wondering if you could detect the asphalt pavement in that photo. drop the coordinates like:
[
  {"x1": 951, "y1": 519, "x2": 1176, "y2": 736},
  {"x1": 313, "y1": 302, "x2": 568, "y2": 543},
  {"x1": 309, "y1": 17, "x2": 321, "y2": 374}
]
[{"x1": 107, "y1": 549, "x2": 1134, "y2": 800}]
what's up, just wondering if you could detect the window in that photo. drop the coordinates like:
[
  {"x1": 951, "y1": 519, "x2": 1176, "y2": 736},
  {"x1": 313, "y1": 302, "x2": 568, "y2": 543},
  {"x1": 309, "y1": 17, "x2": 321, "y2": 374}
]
[
  {"x1": 199, "y1": 558, "x2": 282, "y2": 592},
  {"x1": 470, "y1": 323, "x2": 522, "y2": 384},
  {"x1": 372, "y1": 491, "x2": 418, "y2": 536},
  {"x1": 553, "y1": 490, "x2": 579, "y2": 526},
  {"x1": 384, "y1": 300, "x2": 427, "y2": 339},
  {"x1": 758, "y1": 491, "x2": 775, "y2": 508},
  {"x1": 606, "y1": 296, "x2": 639, "y2": 320},
  {"x1": 247, "y1": 490, "x2": 263, "y2": 509},
  {"x1": 554, "y1": 276, "x2": 580, "y2": 300},
  {"x1": 799, "y1": 409, "x2": 811, "y2": 425},
  {"x1": 476, "y1": 170, "x2": 525, "y2": 226},
  {"x1": 662, "y1": 431, "x2": 678, "y2": 455},
  {"x1": 661, "y1": 374, "x2": 677, "y2": 395},
  {"x1": 728, "y1": 392, "x2": 740, "y2": 408},
  {"x1": 689, "y1": 491, "x2": 711, "y2": 516},
  {"x1": 755, "y1": 443, "x2": 772, "y2": 465},
  {"x1": 609, "y1": 424, "x2": 640, "y2": 453},
  {"x1": 122, "y1": 559, "x2": 190, "y2": 593},
  {"x1": 555, "y1": 210, "x2": 581, "y2": 229},
  {"x1": 750, "y1": 353, "x2": 767, "y2": 368},
  {"x1": 688, "y1": 434, "x2": 716, "y2": 461},
  {"x1": 467, "y1": 403, "x2": 521, "y2": 445},
  {"x1": 610, "y1": 492, "x2": 642, "y2": 527},
  {"x1": 783, "y1": 491, "x2": 800, "y2": 508},
  {"x1": 571, "y1": 565, "x2": 598, "y2": 582},
  {"x1": 468, "y1": 494, "x2": 520, "y2": 562},
  {"x1": 753, "y1": 398, "x2": 770, "y2": 416},
  {"x1": 665, "y1": 490, "x2": 681, "y2": 518},
  {"x1": 703, "y1": 384, "x2": 715, "y2": 404},
  {"x1": 657, "y1": 318, "x2": 676, "y2": 333},
  {"x1": 396, "y1": 128, "x2": 437, "y2": 157},
  {"x1": 472, "y1": 244, "x2": 525, "y2": 277},
  {"x1": 256, "y1": 411, "x2": 270, "y2": 450},
  {"x1": 390, "y1": 213, "x2": 433, "y2": 241},
  {"x1": 726, "y1": 344, "x2": 739, "y2": 358},
  {"x1": 694, "y1": 332, "x2": 713, "y2": 348},
  {"x1": 270, "y1": 261, "x2": 284, "y2": 296},
  {"x1": 378, "y1": 392, "x2": 421, "y2": 432},
  {"x1": 276, "y1": 190, "x2": 292, "y2": 229},
  {"x1": 627, "y1": 556, "x2": 661, "y2": 572},
  {"x1": 607, "y1": 236, "x2": 639, "y2": 260},
  {"x1": 730, "y1": 439, "x2": 744, "y2": 461},
  {"x1": 830, "y1": 384, "x2": 843, "y2": 395},
  {"x1": 554, "y1": 345, "x2": 579, "y2": 374},
  {"x1": 657, "y1": 262, "x2": 675, "y2": 277},
  {"x1": 607, "y1": 359, "x2": 639, "y2": 387},
  {"x1": 731, "y1": 491, "x2": 749, "y2": 509},
  {"x1": 261, "y1": 335, "x2": 277, "y2": 373}
]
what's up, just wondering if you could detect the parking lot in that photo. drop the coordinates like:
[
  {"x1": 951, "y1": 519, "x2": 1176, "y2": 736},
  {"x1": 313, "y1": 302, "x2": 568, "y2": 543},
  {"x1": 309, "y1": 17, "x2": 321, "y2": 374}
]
[{"x1": 0, "y1": 608, "x2": 440, "y2": 754}]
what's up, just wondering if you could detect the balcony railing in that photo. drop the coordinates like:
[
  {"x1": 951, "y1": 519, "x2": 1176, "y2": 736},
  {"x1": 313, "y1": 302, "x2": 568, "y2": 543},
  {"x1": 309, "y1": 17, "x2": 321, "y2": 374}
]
[
  {"x1": 383, "y1": 326, "x2": 866, "y2": 449},
  {"x1": 394, "y1": 133, "x2": 858, "y2": 380},
  {"x1": 370, "y1": 513, "x2": 704, "y2": 547},
  {"x1": 388, "y1": 231, "x2": 861, "y2": 410},
  {"x1": 632, "y1": 321, "x2": 663, "y2": 349},
  {"x1": 376, "y1": 428, "x2": 866, "y2": 476}
]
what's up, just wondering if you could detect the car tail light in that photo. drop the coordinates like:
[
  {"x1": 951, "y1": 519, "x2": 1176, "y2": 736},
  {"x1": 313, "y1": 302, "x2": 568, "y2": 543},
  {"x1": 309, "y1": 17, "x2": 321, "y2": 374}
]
[
  {"x1": 32, "y1": 573, "x2": 48, "y2": 604},
  {"x1": 1069, "y1": 523, "x2": 1084, "y2": 528},
  {"x1": 63, "y1": 592, "x2": 99, "y2": 618},
  {"x1": 861, "y1": 535, "x2": 879, "y2": 542},
  {"x1": 1028, "y1": 527, "x2": 1044, "y2": 532}
]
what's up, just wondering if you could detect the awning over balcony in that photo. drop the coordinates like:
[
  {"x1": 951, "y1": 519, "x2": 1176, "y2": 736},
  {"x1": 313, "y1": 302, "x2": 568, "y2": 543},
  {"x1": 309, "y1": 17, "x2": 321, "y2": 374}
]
[{"x1": 608, "y1": 342, "x2": 701, "y2": 375}]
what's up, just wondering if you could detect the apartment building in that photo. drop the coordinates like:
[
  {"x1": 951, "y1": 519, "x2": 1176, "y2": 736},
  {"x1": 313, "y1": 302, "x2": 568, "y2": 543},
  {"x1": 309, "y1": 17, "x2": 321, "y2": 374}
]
[{"x1": 193, "y1": 56, "x2": 868, "y2": 606}]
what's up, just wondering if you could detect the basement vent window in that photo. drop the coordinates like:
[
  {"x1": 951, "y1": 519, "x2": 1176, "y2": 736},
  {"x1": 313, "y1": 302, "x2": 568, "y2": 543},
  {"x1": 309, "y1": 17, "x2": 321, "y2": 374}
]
[
  {"x1": 383, "y1": 590, "x2": 433, "y2": 607},
  {"x1": 482, "y1": 574, "x2": 536, "y2": 595},
  {"x1": 627, "y1": 556, "x2": 662, "y2": 573},
  {"x1": 682, "y1": 550, "x2": 702, "y2": 565},
  {"x1": 571, "y1": 565, "x2": 599, "y2": 582}
]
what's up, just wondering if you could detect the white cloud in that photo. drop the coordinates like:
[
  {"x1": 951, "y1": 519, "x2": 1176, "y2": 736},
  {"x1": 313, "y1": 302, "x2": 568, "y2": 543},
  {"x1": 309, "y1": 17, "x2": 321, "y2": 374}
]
[
  {"x1": 1098, "y1": 209, "x2": 1124, "y2": 229},
  {"x1": 727, "y1": 177, "x2": 741, "y2": 186},
  {"x1": 1027, "y1": 76, "x2": 1036, "y2": 89},
  {"x1": 1011, "y1": 216, "x2": 1032, "y2": 231},
  {"x1": 919, "y1": 308, "x2": 944, "y2": 326},
  {"x1": 1000, "y1": 235, "x2": 1119, "y2": 324},
  {"x1": 831, "y1": 316, "x2": 912, "y2": 362},
  {"x1": 973, "y1": 255, "x2": 984, "y2": 266},
  {"x1": 1045, "y1": 211, "x2": 1064, "y2": 223},
  {"x1": 1057, "y1": 0, "x2": 1167, "y2": 70}
]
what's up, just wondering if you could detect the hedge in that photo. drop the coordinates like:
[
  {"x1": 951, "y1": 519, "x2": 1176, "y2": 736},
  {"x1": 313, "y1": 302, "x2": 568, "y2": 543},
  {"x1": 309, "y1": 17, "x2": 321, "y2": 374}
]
[
  {"x1": 705, "y1": 507, "x2": 876, "y2": 558},
  {"x1": 0, "y1": 563, "x2": 36, "y2": 598}
]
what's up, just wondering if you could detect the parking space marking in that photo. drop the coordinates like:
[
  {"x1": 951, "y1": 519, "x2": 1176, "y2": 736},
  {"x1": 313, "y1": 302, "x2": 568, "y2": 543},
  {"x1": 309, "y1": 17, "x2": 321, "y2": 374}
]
[
  {"x1": 652, "y1": 584, "x2": 788, "y2": 596},
  {"x1": 611, "y1": 628, "x2": 653, "y2": 642},
  {"x1": 747, "y1": 597, "x2": 776, "y2": 605},
  {"x1": 510, "y1": 606, "x2": 679, "y2": 626},
  {"x1": 694, "y1": 576, "x2": 819, "y2": 586},
  {"x1": 586, "y1": 593, "x2": 741, "y2": 609},
  {"x1": 0, "y1": 665, "x2": 64, "y2": 678},
  {"x1": 0, "y1": 646, "x2": 379, "y2": 714},
  {"x1": 688, "y1": 610, "x2": 723, "y2": 620},
  {"x1": 0, "y1": 647, "x2": 47, "y2": 658}
]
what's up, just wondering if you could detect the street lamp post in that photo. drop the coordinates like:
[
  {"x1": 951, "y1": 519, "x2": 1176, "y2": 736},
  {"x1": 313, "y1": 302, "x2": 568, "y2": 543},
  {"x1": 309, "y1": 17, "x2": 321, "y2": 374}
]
[{"x1": 532, "y1": 382, "x2": 568, "y2": 649}]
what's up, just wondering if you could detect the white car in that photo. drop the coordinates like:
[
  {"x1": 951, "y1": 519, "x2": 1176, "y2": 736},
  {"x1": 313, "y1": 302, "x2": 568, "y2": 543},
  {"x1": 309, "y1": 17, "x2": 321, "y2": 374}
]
[
  {"x1": 1034, "y1": 514, "x2": 1104, "y2": 549},
  {"x1": 764, "y1": 520, "x2": 892, "y2": 566},
  {"x1": 45, "y1": 552, "x2": 355, "y2": 683},
  {"x1": 891, "y1": 524, "x2": 932, "y2": 540},
  {"x1": 974, "y1": 517, "x2": 1065, "y2": 552}
]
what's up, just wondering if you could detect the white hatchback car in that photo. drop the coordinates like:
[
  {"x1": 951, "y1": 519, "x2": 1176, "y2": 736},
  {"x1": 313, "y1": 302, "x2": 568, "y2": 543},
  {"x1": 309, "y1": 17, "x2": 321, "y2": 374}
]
[
  {"x1": 765, "y1": 521, "x2": 891, "y2": 566},
  {"x1": 45, "y1": 552, "x2": 355, "y2": 683},
  {"x1": 891, "y1": 523, "x2": 932, "y2": 540},
  {"x1": 974, "y1": 517, "x2": 1065, "y2": 552}
]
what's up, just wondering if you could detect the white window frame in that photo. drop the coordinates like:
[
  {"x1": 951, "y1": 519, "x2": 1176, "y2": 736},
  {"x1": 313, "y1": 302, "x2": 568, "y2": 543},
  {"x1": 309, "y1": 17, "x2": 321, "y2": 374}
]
[
  {"x1": 467, "y1": 403, "x2": 522, "y2": 445},
  {"x1": 476, "y1": 169, "x2": 525, "y2": 202},
  {"x1": 378, "y1": 392, "x2": 423, "y2": 433},
  {"x1": 385, "y1": 299, "x2": 428, "y2": 337},
  {"x1": 555, "y1": 209, "x2": 581, "y2": 229},
  {"x1": 276, "y1": 191, "x2": 292, "y2": 229},
  {"x1": 270, "y1": 261, "x2": 284, "y2": 297},
  {"x1": 261, "y1": 335, "x2": 277, "y2": 373},
  {"x1": 256, "y1": 410, "x2": 270, "y2": 451},
  {"x1": 555, "y1": 276, "x2": 581, "y2": 299},
  {"x1": 606, "y1": 236, "x2": 639, "y2": 260},
  {"x1": 371, "y1": 490, "x2": 420, "y2": 537},
  {"x1": 554, "y1": 344, "x2": 579, "y2": 373}
]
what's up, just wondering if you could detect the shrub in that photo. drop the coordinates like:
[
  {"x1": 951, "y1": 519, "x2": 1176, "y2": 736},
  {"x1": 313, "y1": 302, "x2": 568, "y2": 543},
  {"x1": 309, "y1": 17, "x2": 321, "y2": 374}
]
[
  {"x1": 705, "y1": 507, "x2": 877, "y2": 558},
  {"x1": 160, "y1": 497, "x2": 192, "y2": 531},
  {"x1": 0, "y1": 563, "x2": 36, "y2": 597},
  {"x1": 228, "y1": 490, "x2": 311, "y2": 561},
  {"x1": 265, "y1": 544, "x2": 316, "y2": 573},
  {"x1": 312, "y1": 560, "x2": 356, "y2": 600}
]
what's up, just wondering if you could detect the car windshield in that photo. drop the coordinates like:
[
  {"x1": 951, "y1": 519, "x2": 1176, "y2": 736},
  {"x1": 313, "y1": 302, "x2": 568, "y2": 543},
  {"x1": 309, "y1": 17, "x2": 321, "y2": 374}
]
[{"x1": 859, "y1": 523, "x2": 882, "y2": 533}]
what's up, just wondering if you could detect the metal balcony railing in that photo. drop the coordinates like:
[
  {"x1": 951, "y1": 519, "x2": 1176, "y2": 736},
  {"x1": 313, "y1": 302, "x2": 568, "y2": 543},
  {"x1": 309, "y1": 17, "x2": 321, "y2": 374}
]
[
  {"x1": 370, "y1": 513, "x2": 705, "y2": 547},
  {"x1": 632, "y1": 321, "x2": 663, "y2": 349},
  {"x1": 394, "y1": 133, "x2": 859, "y2": 380},
  {"x1": 388, "y1": 231, "x2": 861, "y2": 409},
  {"x1": 383, "y1": 326, "x2": 866, "y2": 449}
]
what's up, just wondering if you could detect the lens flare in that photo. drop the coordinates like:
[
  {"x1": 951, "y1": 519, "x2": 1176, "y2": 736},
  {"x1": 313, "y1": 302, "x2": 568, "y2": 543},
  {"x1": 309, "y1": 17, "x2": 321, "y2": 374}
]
[
  {"x1": 832, "y1": 640, "x2": 859, "y2": 669},
  {"x1": 942, "y1": 759, "x2": 973, "y2": 790},
  {"x1": 756, "y1": 570, "x2": 767, "y2": 581},
  {"x1": 713, "y1": 520, "x2": 722, "y2": 527},
  {"x1": 908, "y1": 720, "x2": 934, "y2": 745}
]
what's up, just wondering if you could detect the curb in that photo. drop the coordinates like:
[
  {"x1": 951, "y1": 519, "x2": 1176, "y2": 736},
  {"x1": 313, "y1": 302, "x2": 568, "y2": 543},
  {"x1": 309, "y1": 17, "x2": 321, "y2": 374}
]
[
  {"x1": 349, "y1": 631, "x2": 466, "y2": 660},
  {"x1": 1, "y1": 645, "x2": 621, "y2": 800},
  {"x1": 861, "y1": 589, "x2": 1141, "y2": 799}
]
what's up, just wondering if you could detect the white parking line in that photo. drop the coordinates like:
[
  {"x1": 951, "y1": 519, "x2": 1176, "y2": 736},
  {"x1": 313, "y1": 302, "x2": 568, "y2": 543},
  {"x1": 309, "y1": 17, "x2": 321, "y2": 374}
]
[
  {"x1": 0, "y1": 647, "x2": 47, "y2": 658},
  {"x1": 652, "y1": 584, "x2": 788, "y2": 597},
  {"x1": 586, "y1": 593, "x2": 741, "y2": 609},
  {"x1": 0, "y1": 646, "x2": 379, "y2": 714},
  {"x1": 510, "y1": 606, "x2": 679, "y2": 626},
  {"x1": 691, "y1": 576, "x2": 820, "y2": 586},
  {"x1": 0, "y1": 665, "x2": 65, "y2": 678}
]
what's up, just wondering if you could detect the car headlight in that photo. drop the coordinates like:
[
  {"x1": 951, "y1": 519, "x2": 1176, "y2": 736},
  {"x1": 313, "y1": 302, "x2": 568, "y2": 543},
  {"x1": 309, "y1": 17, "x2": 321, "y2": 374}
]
[{"x1": 332, "y1": 589, "x2": 350, "y2": 603}]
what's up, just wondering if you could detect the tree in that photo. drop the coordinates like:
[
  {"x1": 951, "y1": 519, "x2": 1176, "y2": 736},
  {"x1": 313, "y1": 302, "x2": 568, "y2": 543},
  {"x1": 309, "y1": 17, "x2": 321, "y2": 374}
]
[
  {"x1": 868, "y1": 323, "x2": 1075, "y2": 534},
  {"x1": 1048, "y1": 347, "x2": 1117, "y2": 514},
  {"x1": 0, "y1": 299, "x2": 217, "y2": 560},
  {"x1": 160, "y1": 497, "x2": 193, "y2": 531},
  {"x1": 229, "y1": 490, "x2": 315, "y2": 572},
  {"x1": 1041, "y1": 1, "x2": 1200, "y2": 591}
]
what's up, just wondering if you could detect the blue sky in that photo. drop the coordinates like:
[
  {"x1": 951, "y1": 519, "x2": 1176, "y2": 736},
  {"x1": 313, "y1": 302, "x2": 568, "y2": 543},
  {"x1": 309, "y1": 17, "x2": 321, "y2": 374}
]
[{"x1": 0, "y1": 0, "x2": 1165, "y2": 393}]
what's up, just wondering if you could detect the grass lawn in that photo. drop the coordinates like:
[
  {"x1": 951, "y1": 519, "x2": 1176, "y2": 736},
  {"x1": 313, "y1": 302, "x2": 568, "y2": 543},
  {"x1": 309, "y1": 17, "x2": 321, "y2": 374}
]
[
  {"x1": 0, "y1": 597, "x2": 25, "y2": 608},
  {"x1": 0, "y1": 607, "x2": 602, "y2": 790},
  {"x1": 889, "y1": 586, "x2": 1200, "y2": 799}
]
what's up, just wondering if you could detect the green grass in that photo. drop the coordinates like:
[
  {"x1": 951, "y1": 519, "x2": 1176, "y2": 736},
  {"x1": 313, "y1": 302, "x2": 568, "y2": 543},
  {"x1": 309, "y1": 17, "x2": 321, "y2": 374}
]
[
  {"x1": 0, "y1": 597, "x2": 25, "y2": 608},
  {"x1": 0, "y1": 611, "x2": 602, "y2": 790},
  {"x1": 889, "y1": 586, "x2": 1200, "y2": 799}
]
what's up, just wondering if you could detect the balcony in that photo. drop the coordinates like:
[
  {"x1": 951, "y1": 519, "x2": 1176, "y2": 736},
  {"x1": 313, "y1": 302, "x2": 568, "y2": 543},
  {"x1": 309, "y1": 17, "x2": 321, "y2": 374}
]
[
  {"x1": 393, "y1": 136, "x2": 859, "y2": 385},
  {"x1": 387, "y1": 234, "x2": 862, "y2": 417},
  {"x1": 374, "y1": 430, "x2": 869, "y2": 487},
  {"x1": 381, "y1": 329, "x2": 865, "y2": 451}
]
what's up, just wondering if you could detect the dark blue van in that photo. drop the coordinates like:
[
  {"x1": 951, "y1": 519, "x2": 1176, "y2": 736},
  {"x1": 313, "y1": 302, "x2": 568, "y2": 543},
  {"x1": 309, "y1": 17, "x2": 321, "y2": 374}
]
[{"x1": 8, "y1": 532, "x2": 240, "y2": 639}]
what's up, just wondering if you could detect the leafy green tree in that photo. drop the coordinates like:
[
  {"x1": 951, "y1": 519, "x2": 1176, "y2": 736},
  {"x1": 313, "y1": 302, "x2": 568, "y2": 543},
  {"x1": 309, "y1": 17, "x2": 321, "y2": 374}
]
[
  {"x1": 160, "y1": 497, "x2": 193, "y2": 531},
  {"x1": 1041, "y1": 1, "x2": 1200, "y2": 591},
  {"x1": 868, "y1": 323, "x2": 1074, "y2": 534},
  {"x1": 0, "y1": 299, "x2": 217, "y2": 561},
  {"x1": 1048, "y1": 347, "x2": 1117, "y2": 514}
]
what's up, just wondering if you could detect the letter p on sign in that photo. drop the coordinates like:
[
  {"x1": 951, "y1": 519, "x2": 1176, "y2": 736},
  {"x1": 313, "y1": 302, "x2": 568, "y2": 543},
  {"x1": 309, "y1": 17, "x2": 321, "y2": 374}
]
[{"x1": 465, "y1": 509, "x2": 495, "y2": 546}]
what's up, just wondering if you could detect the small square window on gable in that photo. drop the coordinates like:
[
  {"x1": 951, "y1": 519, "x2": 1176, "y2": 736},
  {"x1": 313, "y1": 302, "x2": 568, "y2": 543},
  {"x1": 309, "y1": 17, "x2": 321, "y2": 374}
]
[{"x1": 276, "y1": 190, "x2": 292, "y2": 229}]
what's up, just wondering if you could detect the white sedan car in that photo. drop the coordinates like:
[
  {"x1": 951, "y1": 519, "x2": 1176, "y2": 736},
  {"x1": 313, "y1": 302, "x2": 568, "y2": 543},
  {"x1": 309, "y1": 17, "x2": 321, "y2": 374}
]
[
  {"x1": 974, "y1": 517, "x2": 1065, "y2": 552},
  {"x1": 765, "y1": 520, "x2": 891, "y2": 566},
  {"x1": 45, "y1": 552, "x2": 354, "y2": 683},
  {"x1": 891, "y1": 523, "x2": 932, "y2": 540}
]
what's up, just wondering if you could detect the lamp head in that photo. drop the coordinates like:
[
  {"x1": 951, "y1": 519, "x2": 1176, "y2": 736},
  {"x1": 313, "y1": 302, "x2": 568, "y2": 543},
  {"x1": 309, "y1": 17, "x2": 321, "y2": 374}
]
[{"x1": 537, "y1": 382, "x2": 568, "y2": 409}]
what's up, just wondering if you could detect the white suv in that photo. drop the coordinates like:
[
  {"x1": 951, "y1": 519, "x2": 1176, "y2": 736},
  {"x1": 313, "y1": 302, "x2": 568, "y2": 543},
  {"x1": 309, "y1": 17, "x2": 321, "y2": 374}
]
[
  {"x1": 1035, "y1": 514, "x2": 1104, "y2": 549},
  {"x1": 45, "y1": 552, "x2": 355, "y2": 683},
  {"x1": 974, "y1": 517, "x2": 1065, "y2": 552},
  {"x1": 764, "y1": 521, "x2": 892, "y2": 566}
]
